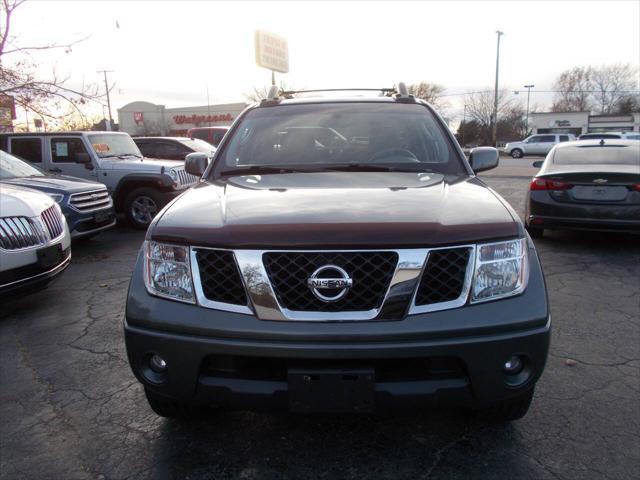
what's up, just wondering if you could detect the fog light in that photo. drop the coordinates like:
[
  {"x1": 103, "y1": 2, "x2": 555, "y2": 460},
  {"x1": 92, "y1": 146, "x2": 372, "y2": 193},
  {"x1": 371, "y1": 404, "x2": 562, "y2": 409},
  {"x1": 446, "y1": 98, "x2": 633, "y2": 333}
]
[
  {"x1": 503, "y1": 355, "x2": 523, "y2": 375},
  {"x1": 149, "y1": 354, "x2": 167, "y2": 373}
]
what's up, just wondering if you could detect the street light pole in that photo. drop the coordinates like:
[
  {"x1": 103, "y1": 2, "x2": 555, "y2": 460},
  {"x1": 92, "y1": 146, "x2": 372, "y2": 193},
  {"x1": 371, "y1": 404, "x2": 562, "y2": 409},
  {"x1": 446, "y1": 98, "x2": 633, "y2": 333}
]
[
  {"x1": 524, "y1": 84, "x2": 534, "y2": 134},
  {"x1": 462, "y1": 103, "x2": 466, "y2": 147},
  {"x1": 97, "y1": 70, "x2": 114, "y2": 130},
  {"x1": 492, "y1": 30, "x2": 504, "y2": 148}
]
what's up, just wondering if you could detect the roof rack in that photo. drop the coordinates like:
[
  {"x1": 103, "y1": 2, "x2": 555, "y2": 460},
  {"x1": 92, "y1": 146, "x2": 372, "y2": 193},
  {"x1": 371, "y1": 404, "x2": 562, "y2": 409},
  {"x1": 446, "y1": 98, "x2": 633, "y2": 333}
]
[{"x1": 259, "y1": 83, "x2": 415, "y2": 105}]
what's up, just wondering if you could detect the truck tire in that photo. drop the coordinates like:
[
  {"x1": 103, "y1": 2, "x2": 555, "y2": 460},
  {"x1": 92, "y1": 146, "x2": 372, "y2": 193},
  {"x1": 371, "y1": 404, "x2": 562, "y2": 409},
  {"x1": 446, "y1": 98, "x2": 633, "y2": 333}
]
[
  {"x1": 477, "y1": 388, "x2": 535, "y2": 423},
  {"x1": 124, "y1": 187, "x2": 164, "y2": 230},
  {"x1": 510, "y1": 148, "x2": 523, "y2": 158},
  {"x1": 144, "y1": 388, "x2": 206, "y2": 419}
]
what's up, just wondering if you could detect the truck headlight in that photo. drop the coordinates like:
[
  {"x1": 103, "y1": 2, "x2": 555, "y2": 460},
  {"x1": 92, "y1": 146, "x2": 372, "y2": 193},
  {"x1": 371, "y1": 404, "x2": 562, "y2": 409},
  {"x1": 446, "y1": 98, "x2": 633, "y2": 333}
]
[
  {"x1": 168, "y1": 169, "x2": 178, "y2": 182},
  {"x1": 471, "y1": 238, "x2": 528, "y2": 303},
  {"x1": 143, "y1": 241, "x2": 195, "y2": 303}
]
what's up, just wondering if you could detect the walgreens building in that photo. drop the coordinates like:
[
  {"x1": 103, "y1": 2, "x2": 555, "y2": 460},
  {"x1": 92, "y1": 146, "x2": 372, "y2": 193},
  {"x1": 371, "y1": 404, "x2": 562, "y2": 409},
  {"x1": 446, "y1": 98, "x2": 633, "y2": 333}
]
[{"x1": 117, "y1": 101, "x2": 247, "y2": 136}]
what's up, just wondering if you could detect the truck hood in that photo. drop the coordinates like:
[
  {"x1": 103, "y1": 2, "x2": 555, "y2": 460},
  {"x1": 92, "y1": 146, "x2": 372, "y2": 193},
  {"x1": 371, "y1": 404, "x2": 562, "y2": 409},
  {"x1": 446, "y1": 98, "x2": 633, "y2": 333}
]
[
  {"x1": 0, "y1": 184, "x2": 54, "y2": 217},
  {"x1": 151, "y1": 171, "x2": 520, "y2": 248},
  {"x1": 1, "y1": 175, "x2": 105, "y2": 194},
  {"x1": 99, "y1": 157, "x2": 184, "y2": 172}
]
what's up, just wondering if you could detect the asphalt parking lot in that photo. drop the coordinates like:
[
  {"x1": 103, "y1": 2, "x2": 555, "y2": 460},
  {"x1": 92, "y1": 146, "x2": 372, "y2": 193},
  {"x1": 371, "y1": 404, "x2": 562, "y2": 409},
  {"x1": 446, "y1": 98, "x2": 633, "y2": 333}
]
[{"x1": 1, "y1": 165, "x2": 639, "y2": 480}]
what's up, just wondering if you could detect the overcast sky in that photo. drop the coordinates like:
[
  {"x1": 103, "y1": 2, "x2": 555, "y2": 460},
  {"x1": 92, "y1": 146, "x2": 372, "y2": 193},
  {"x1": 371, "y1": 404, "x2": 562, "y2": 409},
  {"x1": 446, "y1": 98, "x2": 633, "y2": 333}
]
[{"x1": 11, "y1": 0, "x2": 640, "y2": 123}]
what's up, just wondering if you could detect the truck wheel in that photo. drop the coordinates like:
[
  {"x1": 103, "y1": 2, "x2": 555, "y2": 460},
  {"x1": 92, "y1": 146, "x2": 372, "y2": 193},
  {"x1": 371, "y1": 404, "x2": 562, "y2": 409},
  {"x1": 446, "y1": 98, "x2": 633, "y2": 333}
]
[
  {"x1": 144, "y1": 388, "x2": 205, "y2": 419},
  {"x1": 124, "y1": 188, "x2": 163, "y2": 230},
  {"x1": 477, "y1": 389, "x2": 535, "y2": 423},
  {"x1": 510, "y1": 148, "x2": 523, "y2": 158}
]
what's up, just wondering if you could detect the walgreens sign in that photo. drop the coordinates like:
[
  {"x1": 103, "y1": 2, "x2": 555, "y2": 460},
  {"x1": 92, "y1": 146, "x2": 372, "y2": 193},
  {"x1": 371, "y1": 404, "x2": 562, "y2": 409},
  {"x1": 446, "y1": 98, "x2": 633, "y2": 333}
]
[{"x1": 173, "y1": 113, "x2": 233, "y2": 125}]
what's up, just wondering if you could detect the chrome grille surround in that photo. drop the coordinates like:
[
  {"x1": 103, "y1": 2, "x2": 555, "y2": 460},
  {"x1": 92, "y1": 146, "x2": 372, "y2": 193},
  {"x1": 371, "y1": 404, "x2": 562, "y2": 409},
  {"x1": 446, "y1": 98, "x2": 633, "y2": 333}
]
[
  {"x1": 191, "y1": 245, "x2": 477, "y2": 322},
  {"x1": 0, "y1": 216, "x2": 48, "y2": 250},
  {"x1": 69, "y1": 189, "x2": 112, "y2": 212}
]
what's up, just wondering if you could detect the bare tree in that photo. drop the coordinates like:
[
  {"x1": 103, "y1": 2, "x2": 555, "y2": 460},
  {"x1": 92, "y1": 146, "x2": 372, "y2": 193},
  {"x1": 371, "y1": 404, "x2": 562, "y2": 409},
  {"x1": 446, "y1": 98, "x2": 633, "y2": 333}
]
[
  {"x1": 590, "y1": 63, "x2": 638, "y2": 114},
  {"x1": 551, "y1": 66, "x2": 593, "y2": 112},
  {"x1": 462, "y1": 89, "x2": 523, "y2": 144},
  {"x1": 0, "y1": 0, "x2": 104, "y2": 123},
  {"x1": 244, "y1": 81, "x2": 297, "y2": 103},
  {"x1": 551, "y1": 64, "x2": 639, "y2": 114}
]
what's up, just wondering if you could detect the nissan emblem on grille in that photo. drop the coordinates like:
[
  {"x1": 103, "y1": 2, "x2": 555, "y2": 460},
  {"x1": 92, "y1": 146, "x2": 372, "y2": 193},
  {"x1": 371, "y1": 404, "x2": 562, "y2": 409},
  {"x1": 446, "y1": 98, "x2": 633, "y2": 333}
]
[{"x1": 306, "y1": 265, "x2": 353, "y2": 302}]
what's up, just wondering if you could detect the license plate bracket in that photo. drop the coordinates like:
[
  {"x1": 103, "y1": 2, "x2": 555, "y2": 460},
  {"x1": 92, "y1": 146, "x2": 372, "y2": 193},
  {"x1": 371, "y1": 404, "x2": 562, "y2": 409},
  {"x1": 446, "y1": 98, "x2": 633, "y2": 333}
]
[
  {"x1": 288, "y1": 367, "x2": 375, "y2": 413},
  {"x1": 37, "y1": 243, "x2": 63, "y2": 268},
  {"x1": 94, "y1": 211, "x2": 110, "y2": 223}
]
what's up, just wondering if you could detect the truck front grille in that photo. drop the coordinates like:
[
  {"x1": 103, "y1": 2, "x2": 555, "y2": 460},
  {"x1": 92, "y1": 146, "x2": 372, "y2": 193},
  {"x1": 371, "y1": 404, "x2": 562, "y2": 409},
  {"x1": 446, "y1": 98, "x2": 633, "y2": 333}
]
[
  {"x1": 176, "y1": 169, "x2": 198, "y2": 187},
  {"x1": 194, "y1": 249, "x2": 247, "y2": 306},
  {"x1": 69, "y1": 189, "x2": 112, "y2": 212},
  {"x1": 415, "y1": 247, "x2": 472, "y2": 306},
  {"x1": 263, "y1": 251, "x2": 398, "y2": 312},
  {"x1": 0, "y1": 216, "x2": 48, "y2": 250},
  {"x1": 40, "y1": 205, "x2": 64, "y2": 239}
]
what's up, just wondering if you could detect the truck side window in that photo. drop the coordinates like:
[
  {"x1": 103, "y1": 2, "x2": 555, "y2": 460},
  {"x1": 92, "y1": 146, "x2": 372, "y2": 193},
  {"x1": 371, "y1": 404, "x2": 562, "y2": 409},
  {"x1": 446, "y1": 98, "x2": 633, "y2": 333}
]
[
  {"x1": 10, "y1": 138, "x2": 43, "y2": 163},
  {"x1": 51, "y1": 137, "x2": 89, "y2": 163},
  {"x1": 559, "y1": 135, "x2": 569, "y2": 142}
]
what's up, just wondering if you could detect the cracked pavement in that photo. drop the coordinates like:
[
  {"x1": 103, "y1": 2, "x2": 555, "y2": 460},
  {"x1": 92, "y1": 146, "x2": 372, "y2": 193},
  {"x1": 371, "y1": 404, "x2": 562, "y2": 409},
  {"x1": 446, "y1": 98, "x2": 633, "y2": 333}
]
[{"x1": 1, "y1": 175, "x2": 639, "y2": 480}]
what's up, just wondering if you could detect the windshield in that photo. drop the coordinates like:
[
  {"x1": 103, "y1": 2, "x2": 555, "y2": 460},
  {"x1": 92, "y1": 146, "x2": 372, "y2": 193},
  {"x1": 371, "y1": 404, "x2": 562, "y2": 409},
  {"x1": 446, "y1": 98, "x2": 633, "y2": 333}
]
[
  {"x1": 212, "y1": 103, "x2": 464, "y2": 176},
  {"x1": 178, "y1": 138, "x2": 216, "y2": 153},
  {"x1": 0, "y1": 150, "x2": 45, "y2": 179},
  {"x1": 554, "y1": 144, "x2": 640, "y2": 165},
  {"x1": 89, "y1": 134, "x2": 142, "y2": 158}
]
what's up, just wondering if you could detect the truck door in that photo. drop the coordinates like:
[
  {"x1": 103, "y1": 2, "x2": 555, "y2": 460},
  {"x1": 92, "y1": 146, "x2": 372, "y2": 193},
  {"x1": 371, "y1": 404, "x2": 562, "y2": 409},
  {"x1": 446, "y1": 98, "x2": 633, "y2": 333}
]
[{"x1": 48, "y1": 136, "x2": 98, "y2": 180}]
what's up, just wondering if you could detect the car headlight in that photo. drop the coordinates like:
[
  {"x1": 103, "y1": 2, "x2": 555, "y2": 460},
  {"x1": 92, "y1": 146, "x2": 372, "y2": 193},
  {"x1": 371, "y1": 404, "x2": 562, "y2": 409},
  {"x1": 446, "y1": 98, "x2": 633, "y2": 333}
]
[
  {"x1": 471, "y1": 238, "x2": 528, "y2": 303},
  {"x1": 47, "y1": 193, "x2": 64, "y2": 203},
  {"x1": 143, "y1": 241, "x2": 195, "y2": 303}
]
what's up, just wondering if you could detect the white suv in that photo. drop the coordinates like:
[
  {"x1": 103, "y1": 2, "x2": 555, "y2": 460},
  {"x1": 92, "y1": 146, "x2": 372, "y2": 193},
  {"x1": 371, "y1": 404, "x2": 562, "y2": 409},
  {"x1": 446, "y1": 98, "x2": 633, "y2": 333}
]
[
  {"x1": 0, "y1": 184, "x2": 71, "y2": 296},
  {"x1": 504, "y1": 133, "x2": 576, "y2": 158}
]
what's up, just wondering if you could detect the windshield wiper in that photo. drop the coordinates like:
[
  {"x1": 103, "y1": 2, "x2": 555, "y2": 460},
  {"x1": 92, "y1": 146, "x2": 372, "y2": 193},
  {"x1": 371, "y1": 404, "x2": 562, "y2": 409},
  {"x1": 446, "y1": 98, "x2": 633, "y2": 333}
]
[
  {"x1": 323, "y1": 163, "x2": 433, "y2": 173},
  {"x1": 100, "y1": 153, "x2": 142, "y2": 160},
  {"x1": 219, "y1": 166, "x2": 320, "y2": 177}
]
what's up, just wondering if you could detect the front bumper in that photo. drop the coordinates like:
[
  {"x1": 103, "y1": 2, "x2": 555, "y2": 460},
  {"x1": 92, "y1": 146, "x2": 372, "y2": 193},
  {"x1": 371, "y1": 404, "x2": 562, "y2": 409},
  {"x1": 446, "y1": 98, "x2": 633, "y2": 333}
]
[
  {"x1": 0, "y1": 247, "x2": 71, "y2": 296},
  {"x1": 125, "y1": 242, "x2": 551, "y2": 411},
  {"x1": 69, "y1": 209, "x2": 117, "y2": 238}
]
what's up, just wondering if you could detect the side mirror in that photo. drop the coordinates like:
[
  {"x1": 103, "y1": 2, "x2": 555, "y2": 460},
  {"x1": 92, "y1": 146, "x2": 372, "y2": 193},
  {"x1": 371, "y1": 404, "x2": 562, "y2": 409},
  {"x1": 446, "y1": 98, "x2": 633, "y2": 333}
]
[
  {"x1": 468, "y1": 147, "x2": 499, "y2": 173},
  {"x1": 532, "y1": 160, "x2": 544, "y2": 168},
  {"x1": 74, "y1": 152, "x2": 91, "y2": 164},
  {"x1": 185, "y1": 152, "x2": 208, "y2": 177}
]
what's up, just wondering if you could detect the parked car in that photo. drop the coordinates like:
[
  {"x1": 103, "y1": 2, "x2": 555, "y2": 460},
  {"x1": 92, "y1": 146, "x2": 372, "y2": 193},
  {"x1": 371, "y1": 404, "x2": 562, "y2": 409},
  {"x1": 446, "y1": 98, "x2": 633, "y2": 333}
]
[
  {"x1": 1, "y1": 184, "x2": 71, "y2": 296},
  {"x1": 133, "y1": 137, "x2": 215, "y2": 161},
  {"x1": 0, "y1": 132, "x2": 199, "y2": 229},
  {"x1": 187, "y1": 126, "x2": 229, "y2": 147},
  {"x1": 0, "y1": 150, "x2": 116, "y2": 239},
  {"x1": 525, "y1": 139, "x2": 640, "y2": 238},
  {"x1": 125, "y1": 84, "x2": 550, "y2": 422},
  {"x1": 579, "y1": 131, "x2": 640, "y2": 140},
  {"x1": 504, "y1": 133, "x2": 576, "y2": 158}
]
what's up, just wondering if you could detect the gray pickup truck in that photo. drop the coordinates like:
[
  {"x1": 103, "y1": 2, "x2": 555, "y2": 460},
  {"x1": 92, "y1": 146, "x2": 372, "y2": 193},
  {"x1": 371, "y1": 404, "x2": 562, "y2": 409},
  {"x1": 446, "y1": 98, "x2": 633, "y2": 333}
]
[{"x1": 1, "y1": 131, "x2": 199, "y2": 228}]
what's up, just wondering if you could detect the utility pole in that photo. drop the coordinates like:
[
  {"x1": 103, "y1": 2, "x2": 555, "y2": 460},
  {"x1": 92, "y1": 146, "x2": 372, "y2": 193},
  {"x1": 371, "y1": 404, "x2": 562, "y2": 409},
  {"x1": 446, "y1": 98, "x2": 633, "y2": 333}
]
[
  {"x1": 524, "y1": 84, "x2": 534, "y2": 134},
  {"x1": 97, "y1": 70, "x2": 114, "y2": 130},
  {"x1": 492, "y1": 30, "x2": 504, "y2": 148},
  {"x1": 271, "y1": 70, "x2": 276, "y2": 86}
]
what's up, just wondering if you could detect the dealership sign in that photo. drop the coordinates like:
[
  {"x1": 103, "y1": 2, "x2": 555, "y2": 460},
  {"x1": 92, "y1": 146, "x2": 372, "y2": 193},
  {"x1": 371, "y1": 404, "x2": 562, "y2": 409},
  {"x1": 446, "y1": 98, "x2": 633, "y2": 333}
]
[
  {"x1": 173, "y1": 113, "x2": 234, "y2": 125},
  {"x1": 255, "y1": 30, "x2": 289, "y2": 73},
  {"x1": 133, "y1": 112, "x2": 144, "y2": 124}
]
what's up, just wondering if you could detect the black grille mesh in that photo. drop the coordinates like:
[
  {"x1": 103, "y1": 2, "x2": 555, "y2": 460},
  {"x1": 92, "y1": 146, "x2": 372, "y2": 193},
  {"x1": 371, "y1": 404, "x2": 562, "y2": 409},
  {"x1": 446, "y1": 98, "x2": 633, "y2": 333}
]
[
  {"x1": 415, "y1": 248, "x2": 471, "y2": 306},
  {"x1": 263, "y1": 252, "x2": 398, "y2": 312},
  {"x1": 195, "y1": 249, "x2": 247, "y2": 305}
]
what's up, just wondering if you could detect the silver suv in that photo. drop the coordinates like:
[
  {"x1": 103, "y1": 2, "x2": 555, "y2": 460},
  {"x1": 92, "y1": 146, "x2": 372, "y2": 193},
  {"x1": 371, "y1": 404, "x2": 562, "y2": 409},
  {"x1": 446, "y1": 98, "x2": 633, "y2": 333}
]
[
  {"x1": 1, "y1": 132, "x2": 199, "y2": 228},
  {"x1": 504, "y1": 133, "x2": 576, "y2": 158}
]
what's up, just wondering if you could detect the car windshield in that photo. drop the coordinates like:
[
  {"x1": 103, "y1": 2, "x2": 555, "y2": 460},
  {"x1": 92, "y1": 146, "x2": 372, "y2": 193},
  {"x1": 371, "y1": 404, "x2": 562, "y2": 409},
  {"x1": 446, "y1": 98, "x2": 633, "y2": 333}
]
[
  {"x1": 89, "y1": 134, "x2": 143, "y2": 158},
  {"x1": 554, "y1": 144, "x2": 640, "y2": 165},
  {"x1": 0, "y1": 150, "x2": 45, "y2": 179},
  {"x1": 212, "y1": 102, "x2": 464, "y2": 176},
  {"x1": 178, "y1": 138, "x2": 215, "y2": 153}
]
